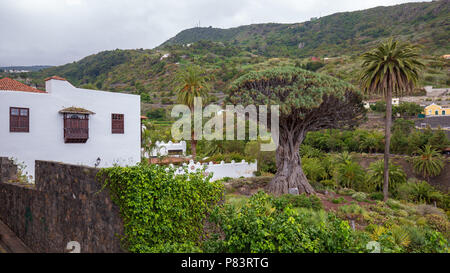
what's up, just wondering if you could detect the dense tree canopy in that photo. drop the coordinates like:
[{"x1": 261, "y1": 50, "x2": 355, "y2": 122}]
[{"x1": 228, "y1": 67, "x2": 365, "y2": 194}]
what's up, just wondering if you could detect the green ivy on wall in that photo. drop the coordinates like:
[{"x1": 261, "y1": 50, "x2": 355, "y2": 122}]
[{"x1": 97, "y1": 163, "x2": 223, "y2": 253}]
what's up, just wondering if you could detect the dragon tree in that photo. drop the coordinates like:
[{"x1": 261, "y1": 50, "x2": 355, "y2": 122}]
[{"x1": 228, "y1": 67, "x2": 365, "y2": 195}]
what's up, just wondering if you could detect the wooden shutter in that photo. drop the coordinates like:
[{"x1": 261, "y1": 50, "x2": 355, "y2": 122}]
[
  {"x1": 63, "y1": 113, "x2": 89, "y2": 143},
  {"x1": 112, "y1": 114, "x2": 124, "y2": 134},
  {"x1": 10, "y1": 107, "x2": 29, "y2": 132}
]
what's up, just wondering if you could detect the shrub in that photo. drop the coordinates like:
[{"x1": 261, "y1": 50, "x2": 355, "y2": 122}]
[
  {"x1": 337, "y1": 188, "x2": 356, "y2": 196},
  {"x1": 206, "y1": 191, "x2": 363, "y2": 253},
  {"x1": 302, "y1": 157, "x2": 328, "y2": 182},
  {"x1": 352, "y1": 192, "x2": 368, "y2": 202},
  {"x1": 97, "y1": 163, "x2": 223, "y2": 252},
  {"x1": 274, "y1": 193, "x2": 323, "y2": 211},
  {"x1": 332, "y1": 197, "x2": 347, "y2": 204},
  {"x1": 369, "y1": 192, "x2": 384, "y2": 201},
  {"x1": 415, "y1": 204, "x2": 445, "y2": 217},
  {"x1": 425, "y1": 214, "x2": 450, "y2": 235},
  {"x1": 396, "y1": 180, "x2": 444, "y2": 205},
  {"x1": 320, "y1": 179, "x2": 337, "y2": 189}
]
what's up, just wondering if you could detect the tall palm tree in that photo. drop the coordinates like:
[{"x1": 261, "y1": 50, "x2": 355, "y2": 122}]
[
  {"x1": 412, "y1": 144, "x2": 444, "y2": 182},
  {"x1": 174, "y1": 65, "x2": 210, "y2": 158},
  {"x1": 360, "y1": 39, "x2": 424, "y2": 201}
]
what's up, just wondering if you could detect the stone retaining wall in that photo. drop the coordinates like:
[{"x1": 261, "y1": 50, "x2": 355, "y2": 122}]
[{"x1": 0, "y1": 158, "x2": 123, "y2": 253}]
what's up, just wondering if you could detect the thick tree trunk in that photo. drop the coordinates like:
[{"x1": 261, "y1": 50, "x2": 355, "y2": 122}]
[
  {"x1": 268, "y1": 135, "x2": 315, "y2": 195},
  {"x1": 383, "y1": 90, "x2": 392, "y2": 202}
]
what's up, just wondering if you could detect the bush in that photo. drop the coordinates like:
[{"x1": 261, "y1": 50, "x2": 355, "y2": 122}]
[
  {"x1": 206, "y1": 191, "x2": 364, "y2": 253},
  {"x1": 320, "y1": 179, "x2": 337, "y2": 189},
  {"x1": 369, "y1": 192, "x2": 384, "y2": 201},
  {"x1": 396, "y1": 180, "x2": 444, "y2": 205},
  {"x1": 274, "y1": 193, "x2": 323, "y2": 211},
  {"x1": 97, "y1": 163, "x2": 223, "y2": 252},
  {"x1": 332, "y1": 197, "x2": 347, "y2": 204},
  {"x1": 352, "y1": 192, "x2": 368, "y2": 202},
  {"x1": 302, "y1": 157, "x2": 328, "y2": 182}
]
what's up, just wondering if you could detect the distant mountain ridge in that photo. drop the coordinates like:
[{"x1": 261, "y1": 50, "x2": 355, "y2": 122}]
[
  {"x1": 161, "y1": 0, "x2": 449, "y2": 57},
  {"x1": 0, "y1": 65, "x2": 53, "y2": 72},
  {"x1": 8, "y1": 0, "x2": 448, "y2": 107}
]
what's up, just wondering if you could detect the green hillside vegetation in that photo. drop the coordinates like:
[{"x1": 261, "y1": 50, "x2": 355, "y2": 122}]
[
  {"x1": 162, "y1": 0, "x2": 449, "y2": 57},
  {"x1": 2, "y1": 0, "x2": 446, "y2": 109}
]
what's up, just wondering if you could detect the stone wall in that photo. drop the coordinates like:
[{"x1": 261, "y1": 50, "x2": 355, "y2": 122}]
[
  {"x1": 0, "y1": 158, "x2": 123, "y2": 253},
  {"x1": 0, "y1": 157, "x2": 17, "y2": 182}
]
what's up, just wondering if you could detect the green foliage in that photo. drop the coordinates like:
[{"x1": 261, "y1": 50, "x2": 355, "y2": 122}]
[
  {"x1": 352, "y1": 192, "x2": 368, "y2": 202},
  {"x1": 146, "y1": 108, "x2": 167, "y2": 120},
  {"x1": 411, "y1": 145, "x2": 445, "y2": 179},
  {"x1": 335, "y1": 158, "x2": 366, "y2": 189},
  {"x1": 174, "y1": 64, "x2": 210, "y2": 108},
  {"x1": 228, "y1": 66, "x2": 361, "y2": 117},
  {"x1": 393, "y1": 102, "x2": 424, "y2": 117},
  {"x1": 207, "y1": 191, "x2": 362, "y2": 253},
  {"x1": 162, "y1": 1, "x2": 448, "y2": 59},
  {"x1": 274, "y1": 194, "x2": 323, "y2": 211},
  {"x1": 370, "y1": 101, "x2": 386, "y2": 112},
  {"x1": 332, "y1": 197, "x2": 347, "y2": 204},
  {"x1": 97, "y1": 163, "x2": 223, "y2": 253},
  {"x1": 302, "y1": 157, "x2": 328, "y2": 182},
  {"x1": 366, "y1": 160, "x2": 407, "y2": 193},
  {"x1": 360, "y1": 39, "x2": 424, "y2": 97},
  {"x1": 396, "y1": 179, "x2": 446, "y2": 207},
  {"x1": 303, "y1": 129, "x2": 384, "y2": 153},
  {"x1": 244, "y1": 140, "x2": 277, "y2": 174},
  {"x1": 369, "y1": 192, "x2": 385, "y2": 201}
]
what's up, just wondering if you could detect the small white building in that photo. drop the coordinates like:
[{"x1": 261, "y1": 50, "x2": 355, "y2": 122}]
[
  {"x1": 146, "y1": 141, "x2": 186, "y2": 157},
  {"x1": 169, "y1": 159, "x2": 257, "y2": 181},
  {"x1": 363, "y1": 98, "x2": 400, "y2": 109},
  {"x1": 0, "y1": 76, "x2": 141, "y2": 180}
]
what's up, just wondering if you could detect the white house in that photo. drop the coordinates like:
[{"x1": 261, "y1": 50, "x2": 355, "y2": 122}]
[
  {"x1": 0, "y1": 76, "x2": 141, "y2": 180},
  {"x1": 143, "y1": 140, "x2": 187, "y2": 157}
]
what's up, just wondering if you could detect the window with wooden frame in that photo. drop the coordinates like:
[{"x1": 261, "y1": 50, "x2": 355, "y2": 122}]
[
  {"x1": 63, "y1": 113, "x2": 89, "y2": 143},
  {"x1": 10, "y1": 107, "x2": 29, "y2": 132},
  {"x1": 112, "y1": 113, "x2": 124, "y2": 134}
]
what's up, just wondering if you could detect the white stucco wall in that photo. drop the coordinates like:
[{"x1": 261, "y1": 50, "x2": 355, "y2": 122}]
[{"x1": 0, "y1": 79, "x2": 141, "y2": 180}]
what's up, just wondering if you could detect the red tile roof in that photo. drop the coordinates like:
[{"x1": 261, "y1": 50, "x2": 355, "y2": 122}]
[
  {"x1": 44, "y1": 75, "x2": 67, "y2": 81},
  {"x1": 0, "y1": 77, "x2": 46, "y2": 93}
]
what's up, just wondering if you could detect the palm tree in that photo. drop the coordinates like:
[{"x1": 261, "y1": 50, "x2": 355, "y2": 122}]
[
  {"x1": 411, "y1": 144, "x2": 444, "y2": 182},
  {"x1": 174, "y1": 65, "x2": 211, "y2": 158},
  {"x1": 367, "y1": 160, "x2": 407, "y2": 194},
  {"x1": 360, "y1": 39, "x2": 424, "y2": 201}
]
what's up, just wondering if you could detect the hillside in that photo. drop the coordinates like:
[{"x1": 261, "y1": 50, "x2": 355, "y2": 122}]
[
  {"x1": 1, "y1": 0, "x2": 447, "y2": 115},
  {"x1": 162, "y1": 0, "x2": 449, "y2": 57}
]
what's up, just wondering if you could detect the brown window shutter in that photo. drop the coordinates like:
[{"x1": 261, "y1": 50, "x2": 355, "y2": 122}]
[
  {"x1": 10, "y1": 107, "x2": 29, "y2": 132},
  {"x1": 112, "y1": 113, "x2": 124, "y2": 134}
]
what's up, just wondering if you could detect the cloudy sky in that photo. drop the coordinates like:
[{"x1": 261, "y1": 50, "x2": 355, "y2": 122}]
[{"x1": 0, "y1": 0, "x2": 428, "y2": 66}]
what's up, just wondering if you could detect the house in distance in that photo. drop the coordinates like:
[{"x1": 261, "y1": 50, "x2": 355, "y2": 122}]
[{"x1": 0, "y1": 76, "x2": 141, "y2": 180}]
